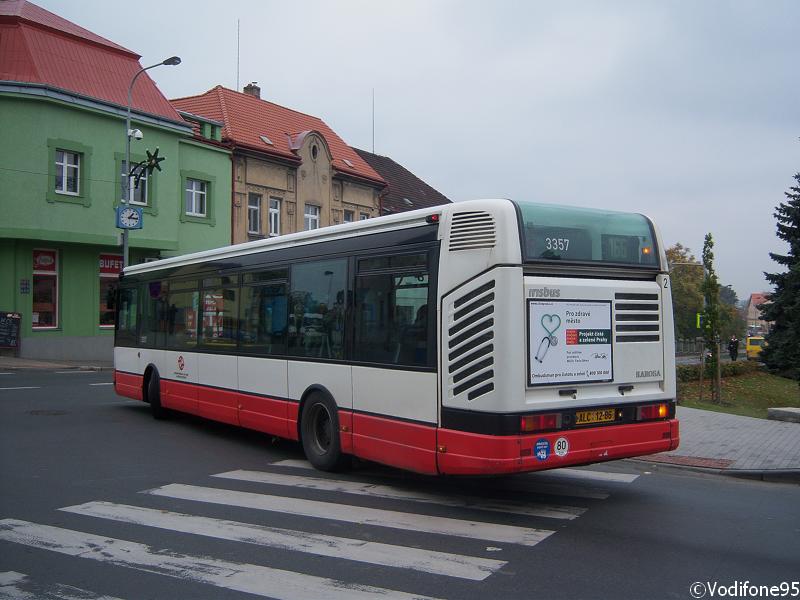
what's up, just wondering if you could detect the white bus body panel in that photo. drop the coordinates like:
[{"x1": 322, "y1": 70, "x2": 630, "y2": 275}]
[
  {"x1": 238, "y1": 357, "x2": 288, "y2": 398},
  {"x1": 288, "y1": 361, "x2": 352, "y2": 409},
  {"x1": 353, "y1": 367, "x2": 437, "y2": 424}
]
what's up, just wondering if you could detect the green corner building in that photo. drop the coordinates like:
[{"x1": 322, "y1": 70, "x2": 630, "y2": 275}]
[{"x1": 0, "y1": 1, "x2": 231, "y2": 361}]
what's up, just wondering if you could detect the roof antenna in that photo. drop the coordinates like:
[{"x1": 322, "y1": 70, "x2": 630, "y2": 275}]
[
  {"x1": 372, "y1": 87, "x2": 375, "y2": 153},
  {"x1": 236, "y1": 19, "x2": 240, "y2": 91}
]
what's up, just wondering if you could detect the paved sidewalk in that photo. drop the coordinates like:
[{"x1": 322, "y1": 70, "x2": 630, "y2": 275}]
[
  {"x1": 636, "y1": 406, "x2": 800, "y2": 481},
  {"x1": 0, "y1": 356, "x2": 113, "y2": 371}
]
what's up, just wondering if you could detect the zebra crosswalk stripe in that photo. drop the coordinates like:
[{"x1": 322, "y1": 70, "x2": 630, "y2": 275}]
[
  {"x1": 0, "y1": 519, "x2": 442, "y2": 600},
  {"x1": 270, "y1": 458, "x2": 612, "y2": 500},
  {"x1": 60, "y1": 501, "x2": 505, "y2": 581},
  {"x1": 0, "y1": 571, "x2": 125, "y2": 600},
  {"x1": 533, "y1": 468, "x2": 639, "y2": 484},
  {"x1": 213, "y1": 469, "x2": 586, "y2": 520},
  {"x1": 146, "y1": 483, "x2": 554, "y2": 546}
]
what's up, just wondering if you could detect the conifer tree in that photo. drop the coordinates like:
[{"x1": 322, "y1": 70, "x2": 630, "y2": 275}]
[{"x1": 760, "y1": 173, "x2": 800, "y2": 380}]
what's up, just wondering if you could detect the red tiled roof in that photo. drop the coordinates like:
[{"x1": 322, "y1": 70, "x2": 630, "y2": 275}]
[
  {"x1": 354, "y1": 148, "x2": 451, "y2": 214},
  {"x1": 0, "y1": 0, "x2": 183, "y2": 122},
  {"x1": 748, "y1": 293, "x2": 769, "y2": 306},
  {"x1": 171, "y1": 86, "x2": 385, "y2": 186}
]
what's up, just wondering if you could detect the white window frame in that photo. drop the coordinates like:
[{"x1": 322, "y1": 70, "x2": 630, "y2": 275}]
[
  {"x1": 185, "y1": 178, "x2": 207, "y2": 217},
  {"x1": 121, "y1": 160, "x2": 148, "y2": 206},
  {"x1": 55, "y1": 149, "x2": 80, "y2": 196},
  {"x1": 269, "y1": 197, "x2": 281, "y2": 237},
  {"x1": 304, "y1": 204, "x2": 320, "y2": 231},
  {"x1": 360, "y1": 212, "x2": 370, "y2": 221},
  {"x1": 343, "y1": 210, "x2": 354, "y2": 223},
  {"x1": 248, "y1": 193, "x2": 262, "y2": 235}
]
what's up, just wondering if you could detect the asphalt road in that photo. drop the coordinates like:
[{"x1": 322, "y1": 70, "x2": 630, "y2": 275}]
[{"x1": 1, "y1": 370, "x2": 798, "y2": 600}]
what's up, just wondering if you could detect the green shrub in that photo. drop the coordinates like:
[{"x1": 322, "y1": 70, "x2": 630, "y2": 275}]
[{"x1": 676, "y1": 360, "x2": 759, "y2": 382}]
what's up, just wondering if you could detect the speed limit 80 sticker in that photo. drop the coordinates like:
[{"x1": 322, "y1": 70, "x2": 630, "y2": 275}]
[{"x1": 554, "y1": 437, "x2": 569, "y2": 457}]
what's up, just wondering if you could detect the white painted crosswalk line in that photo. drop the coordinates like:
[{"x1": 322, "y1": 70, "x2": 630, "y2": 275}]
[
  {"x1": 532, "y1": 468, "x2": 639, "y2": 484},
  {"x1": 214, "y1": 469, "x2": 585, "y2": 520},
  {"x1": 0, "y1": 519, "x2": 441, "y2": 600},
  {"x1": 60, "y1": 501, "x2": 505, "y2": 581},
  {"x1": 146, "y1": 483, "x2": 553, "y2": 546},
  {"x1": 270, "y1": 458, "x2": 611, "y2": 500},
  {"x1": 0, "y1": 570, "x2": 125, "y2": 600}
]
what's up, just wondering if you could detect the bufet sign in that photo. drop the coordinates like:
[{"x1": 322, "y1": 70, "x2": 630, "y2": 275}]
[
  {"x1": 528, "y1": 299, "x2": 613, "y2": 386},
  {"x1": 99, "y1": 254, "x2": 123, "y2": 276}
]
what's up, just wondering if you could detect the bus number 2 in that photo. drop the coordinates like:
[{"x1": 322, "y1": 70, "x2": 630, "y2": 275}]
[{"x1": 545, "y1": 237, "x2": 570, "y2": 252}]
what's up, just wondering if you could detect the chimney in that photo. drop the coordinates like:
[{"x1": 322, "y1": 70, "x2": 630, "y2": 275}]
[{"x1": 243, "y1": 82, "x2": 261, "y2": 99}]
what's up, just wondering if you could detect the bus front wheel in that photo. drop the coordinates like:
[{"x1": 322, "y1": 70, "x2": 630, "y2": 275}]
[
  {"x1": 301, "y1": 393, "x2": 347, "y2": 471},
  {"x1": 146, "y1": 370, "x2": 168, "y2": 420}
]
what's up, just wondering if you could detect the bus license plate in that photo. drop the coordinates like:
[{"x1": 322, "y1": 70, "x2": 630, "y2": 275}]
[{"x1": 575, "y1": 408, "x2": 616, "y2": 425}]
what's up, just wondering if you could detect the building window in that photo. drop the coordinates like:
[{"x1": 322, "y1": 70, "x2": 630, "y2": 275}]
[
  {"x1": 55, "y1": 150, "x2": 80, "y2": 195},
  {"x1": 304, "y1": 204, "x2": 320, "y2": 231},
  {"x1": 120, "y1": 160, "x2": 148, "y2": 206},
  {"x1": 185, "y1": 178, "x2": 207, "y2": 216},
  {"x1": 343, "y1": 210, "x2": 354, "y2": 223},
  {"x1": 248, "y1": 193, "x2": 262, "y2": 235},
  {"x1": 269, "y1": 197, "x2": 281, "y2": 236},
  {"x1": 99, "y1": 254, "x2": 123, "y2": 327},
  {"x1": 32, "y1": 249, "x2": 58, "y2": 329},
  {"x1": 360, "y1": 212, "x2": 370, "y2": 221}
]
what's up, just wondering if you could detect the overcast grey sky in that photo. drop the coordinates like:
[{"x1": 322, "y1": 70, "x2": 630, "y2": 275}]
[{"x1": 39, "y1": 0, "x2": 799, "y2": 300}]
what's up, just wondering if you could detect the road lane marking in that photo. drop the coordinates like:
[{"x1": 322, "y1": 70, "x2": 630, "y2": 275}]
[
  {"x1": 89, "y1": 383, "x2": 113, "y2": 386},
  {"x1": 533, "y1": 468, "x2": 639, "y2": 484},
  {"x1": 0, "y1": 373, "x2": 15, "y2": 375},
  {"x1": 146, "y1": 484, "x2": 554, "y2": 546},
  {"x1": 0, "y1": 519, "x2": 442, "y2": 600},
  {"x1": 214, "y1": 469, "x2": 585, "y2": 520},
  {"x1": 270, "y1": 459, "x2": 610, "y2": 500},
  {"x1": 0, "y1": 387, "x2": 40, "y2": 391},
  {"x1": 0, "y1": 570, "x2": 125, "y2": 600},
  {"x1": 61, "y1": 501, "x2": 504, "y2": 581}
]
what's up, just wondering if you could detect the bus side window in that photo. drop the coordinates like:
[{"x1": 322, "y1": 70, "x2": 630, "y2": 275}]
[
  {"x1": 239, "y1": 283, "x2": 287, "y2": 355},
  {"x1": 140, "y1": 280, "x2": 168, "y2": 348},
  {"x1": 165, "y1": 289, "x2": 199, "y2": 349},
  {"x1": 115, "y1": 286, "x2": 138, "y2": 347},
  {"x1": 289, "y1": 259, "x2": 347, "y2": 359},
  {"x1": 354, "y1": 272, "x2": 429, "y2": 367}
]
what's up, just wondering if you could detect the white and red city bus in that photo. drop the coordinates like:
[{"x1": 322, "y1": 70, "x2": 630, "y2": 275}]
[{"x1": 114, "y1": 198, "x2": 679, "y2": 474}]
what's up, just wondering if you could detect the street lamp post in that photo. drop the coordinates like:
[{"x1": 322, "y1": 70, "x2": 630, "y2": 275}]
[{"x1": 123, "y1": 56, "x2": 181, "y2": 268}]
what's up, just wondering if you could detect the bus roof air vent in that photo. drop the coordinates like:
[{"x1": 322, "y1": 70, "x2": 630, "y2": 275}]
[{"x1": 449, "y1": 211, "x2": 496, "y2": 251}]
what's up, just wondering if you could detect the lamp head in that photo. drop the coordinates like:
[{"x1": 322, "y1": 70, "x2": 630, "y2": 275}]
[{"x1": 162, "y1": 56, "x2": 181, "y2": 66}]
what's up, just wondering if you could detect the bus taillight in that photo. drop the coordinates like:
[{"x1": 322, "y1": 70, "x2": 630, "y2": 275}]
[
  {"x1": 636, "y1": 403, "x2": 669, "y2": 421},
  {"x1": 520, "y1": 413, "x2": 561, "y2": 433}
]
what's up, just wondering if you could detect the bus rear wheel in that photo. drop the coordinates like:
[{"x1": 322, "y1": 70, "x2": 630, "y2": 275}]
[{"x1": 301, "y1": 393, "x2": 348, "y2": 471}]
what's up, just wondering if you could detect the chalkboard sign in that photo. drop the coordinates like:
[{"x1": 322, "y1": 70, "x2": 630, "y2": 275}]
[{"x1": 0, "y1": 312, "x2": 22, "y2": 350}]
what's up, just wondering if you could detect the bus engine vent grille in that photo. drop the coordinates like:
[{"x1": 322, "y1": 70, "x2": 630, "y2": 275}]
[
  {"x1": 447, "y1": 280, "x2": 496, "y2": 401},
  {"x1": 449, "y1": 211, "x2": 496, "y2": 251},
  {"x1": 614, "y1": 292, "x2": 661, "y2": 342}
]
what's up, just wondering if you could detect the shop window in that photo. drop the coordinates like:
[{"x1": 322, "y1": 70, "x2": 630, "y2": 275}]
[
  {"x1": 32, "y1": 249, "x2": 58, "y2": 329},
  {"x1": 99, "y1": 254, "x2": 123, "y2": 327}
]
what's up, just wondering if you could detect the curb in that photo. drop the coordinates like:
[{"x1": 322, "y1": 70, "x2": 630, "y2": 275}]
[
  {"x1": 0, "y1": 363, "x2": 113, "y2": 371},
  {"x1": 631, "y1": 459, "x2": 800, "y2": 484}
]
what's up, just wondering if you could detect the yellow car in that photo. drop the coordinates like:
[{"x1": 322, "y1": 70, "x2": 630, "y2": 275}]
[{"x1": 746, "y1": 336, "x2": 766, "y2": 360}]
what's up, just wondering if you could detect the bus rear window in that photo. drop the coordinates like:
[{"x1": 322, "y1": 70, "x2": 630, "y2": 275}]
[{"x1": 514, "y1": 201, "x2": 659, "y2": 267}]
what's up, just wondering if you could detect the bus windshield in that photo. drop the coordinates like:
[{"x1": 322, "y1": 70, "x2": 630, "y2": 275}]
[{"x1": 513, "y1": 201, "x2": 659, "y2": 267}]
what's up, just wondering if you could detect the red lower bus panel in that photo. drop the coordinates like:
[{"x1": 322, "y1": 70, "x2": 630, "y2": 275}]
[
  {"x1": 114, "y1": 371, "x2": 143, "y2": 401},
  {"x1": 162, "y1": 379, "x2": 198, "y2": 414},
  {"x1": 239, "y1": 395, "x2": 292, "y2": 439},
  {"x1": 338, "y1": 410, "x2": 354, "y2": 453},
  {"x1": 436, "y1": 420, "x2": 679, "y2": 475},
  {"x1": 352, "y1": 413, "x2": 438, "y2": 475},
  {"x1": 198, "y1": 387, "x2": 240, "y2": 426}
]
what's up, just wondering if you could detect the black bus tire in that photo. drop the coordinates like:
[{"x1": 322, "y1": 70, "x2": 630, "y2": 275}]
[
  {"x1": 300, "y1": 392, "x2": 348, "y2": 471},
  {"x1": 147, "y1": 371, "x2": 168, "y2": 420}
]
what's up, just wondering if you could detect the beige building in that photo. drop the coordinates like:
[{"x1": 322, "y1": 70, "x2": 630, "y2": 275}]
[{"x1": 172, "y1": 84, "x2": 385, "y2": 244}]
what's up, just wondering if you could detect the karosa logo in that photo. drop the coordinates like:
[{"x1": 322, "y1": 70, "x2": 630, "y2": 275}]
[{"x1": 529, "y1": 287, "x2": 561, "y2": 298}]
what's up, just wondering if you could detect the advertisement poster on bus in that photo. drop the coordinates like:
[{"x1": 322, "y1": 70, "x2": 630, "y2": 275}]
[{"x1": 528, "y1": 299, "x2": 613, "y2": 386}]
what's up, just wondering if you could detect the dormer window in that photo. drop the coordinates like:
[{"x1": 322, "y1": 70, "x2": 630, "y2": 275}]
[{"x1": 311, "y1": 144, "x2": 319, "y2": 161}]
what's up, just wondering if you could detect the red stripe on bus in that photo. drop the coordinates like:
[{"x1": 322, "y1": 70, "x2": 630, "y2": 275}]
[
  {"x1": 352, "y1": 412, "x2": 438, "y2": 475},
  {"x1": 114, "y1": 371, "x2": 143, "y2": 401},
  {"x1": 436, "y1": 419, "x2": 679, "y2": 475}
]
